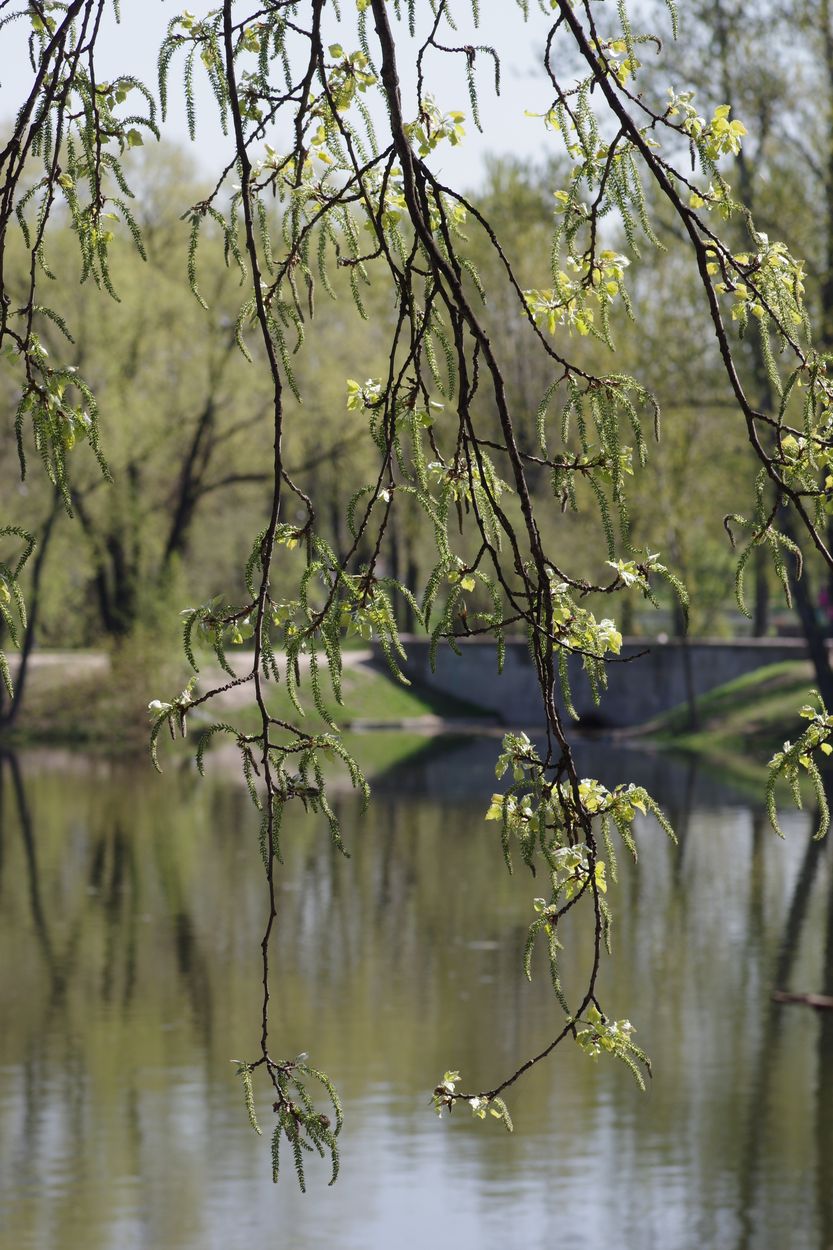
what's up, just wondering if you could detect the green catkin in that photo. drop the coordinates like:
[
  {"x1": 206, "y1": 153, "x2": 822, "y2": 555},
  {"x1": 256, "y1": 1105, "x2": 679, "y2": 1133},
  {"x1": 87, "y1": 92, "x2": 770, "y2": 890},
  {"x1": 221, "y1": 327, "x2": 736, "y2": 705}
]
[{"x1": 240, "y1": 1066, "x2": 261, "y2": 1135}]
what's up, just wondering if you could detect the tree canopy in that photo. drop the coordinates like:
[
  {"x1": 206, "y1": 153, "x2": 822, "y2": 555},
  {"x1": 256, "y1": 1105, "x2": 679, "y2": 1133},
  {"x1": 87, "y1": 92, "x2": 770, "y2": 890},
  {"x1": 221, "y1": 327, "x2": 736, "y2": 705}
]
[{"x1": 3, "y1": 0, "x2": 833, "y2": 1188}]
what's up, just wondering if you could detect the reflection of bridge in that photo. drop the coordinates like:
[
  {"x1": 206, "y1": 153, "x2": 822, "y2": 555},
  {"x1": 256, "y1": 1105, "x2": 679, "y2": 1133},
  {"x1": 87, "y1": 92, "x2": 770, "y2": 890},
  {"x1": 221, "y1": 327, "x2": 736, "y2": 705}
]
[{"x1": 383, "y1": 636, "x2": 813, "y2": 729}]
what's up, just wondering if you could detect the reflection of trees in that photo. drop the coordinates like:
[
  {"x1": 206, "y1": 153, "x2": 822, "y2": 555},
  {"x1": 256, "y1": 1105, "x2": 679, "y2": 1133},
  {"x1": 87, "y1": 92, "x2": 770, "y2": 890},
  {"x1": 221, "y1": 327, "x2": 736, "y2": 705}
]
[
  {"x1": 6, "y1": 751, "x2": 69, "y2": 999},
  {"x1": 5, "y1": 743, "x2": 833, "y2": 1248},
  {"x1": 9, "y1": 752, "x2": 147, "y2": 1015},
  {"x1": 0, "y1": 749, "x2": 4, "y2": 897},
  {"x1": 670, "y1": 753, "x2": 699, "y2": 881},
  {"x1": 815, "y1": 857, "x2": 833, "y2": 1247},
  {"x1": 733, "y1": 803, "x2": 829, "y2": 1250},
  {"x1": 96, "y1": 824, "x2": 140, "y2": 1007},
  {"x1": 149, "y1": 817, "x2": 214, "y2": 1044},
  {"x1": 0, "y1": 752, "x2": 220, "y2": 1043}
]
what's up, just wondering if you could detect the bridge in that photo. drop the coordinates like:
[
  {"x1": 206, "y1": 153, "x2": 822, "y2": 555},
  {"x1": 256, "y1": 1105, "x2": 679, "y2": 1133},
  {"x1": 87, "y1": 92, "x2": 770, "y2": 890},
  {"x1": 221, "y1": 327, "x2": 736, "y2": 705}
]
[{"x1": 384, "y1": 636, "x2": 812, "y2": 729}]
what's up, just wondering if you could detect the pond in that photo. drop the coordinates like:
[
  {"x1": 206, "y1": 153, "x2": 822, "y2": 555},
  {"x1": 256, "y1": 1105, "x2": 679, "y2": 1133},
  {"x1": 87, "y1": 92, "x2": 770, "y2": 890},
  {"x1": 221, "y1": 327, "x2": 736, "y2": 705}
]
[{"x1": 0, "y1": 736, "x2": 831, "y2": 1250}]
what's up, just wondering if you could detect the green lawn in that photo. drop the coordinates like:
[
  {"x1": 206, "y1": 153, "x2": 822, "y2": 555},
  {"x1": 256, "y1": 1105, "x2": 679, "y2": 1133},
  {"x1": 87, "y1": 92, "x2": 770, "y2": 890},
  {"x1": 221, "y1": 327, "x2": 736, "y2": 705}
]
[
  {"x1": 2, "y1": 648, "x2": 493, "y2": 762},
  {"x1": 644, "y1": 659, "x2": 819, "y2": 794}
]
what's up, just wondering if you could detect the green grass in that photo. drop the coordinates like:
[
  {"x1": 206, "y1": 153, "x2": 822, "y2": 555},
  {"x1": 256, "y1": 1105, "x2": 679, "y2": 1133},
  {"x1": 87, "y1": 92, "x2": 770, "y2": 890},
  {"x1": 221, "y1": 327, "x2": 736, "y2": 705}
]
[
  {"x1": 1, "y1": 649, "x2": 493, "y2": 765},
  {"x1": 191, "y1": 655, "x2": 492, "y2": 734},
  {"x1": 317, "y1": 659, "x2": 489, "y2": 726},
  {"x1": 339, "y1": 730, "x2": 451, "y2": 778},
  {"x1": 649, "y1": 659, "x2": 814, "y2": 751},
  {"x1": 644, "y1": 659, "x2": 818, "y2": 793}
]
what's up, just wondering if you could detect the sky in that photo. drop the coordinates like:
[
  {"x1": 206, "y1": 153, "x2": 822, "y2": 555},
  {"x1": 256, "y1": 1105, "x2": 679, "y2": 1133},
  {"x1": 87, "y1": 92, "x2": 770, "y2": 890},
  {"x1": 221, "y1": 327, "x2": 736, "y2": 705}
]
[{"x1": 0, "y1": 1, "x2": 588, "y2": 192}]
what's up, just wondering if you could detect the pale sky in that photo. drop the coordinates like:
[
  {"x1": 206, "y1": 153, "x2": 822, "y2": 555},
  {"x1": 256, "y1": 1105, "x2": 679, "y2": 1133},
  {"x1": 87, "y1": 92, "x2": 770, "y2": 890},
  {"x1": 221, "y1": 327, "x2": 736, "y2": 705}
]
[{"x1": 0, "y1": 1, "x2": 590, "y2": 191}]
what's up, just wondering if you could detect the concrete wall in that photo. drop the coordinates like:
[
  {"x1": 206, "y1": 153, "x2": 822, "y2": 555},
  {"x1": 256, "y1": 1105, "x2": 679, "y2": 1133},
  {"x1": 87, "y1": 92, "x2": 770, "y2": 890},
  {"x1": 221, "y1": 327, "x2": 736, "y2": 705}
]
[{"x1": 385, "y1": 636, "x2": 812, "y2": 729}]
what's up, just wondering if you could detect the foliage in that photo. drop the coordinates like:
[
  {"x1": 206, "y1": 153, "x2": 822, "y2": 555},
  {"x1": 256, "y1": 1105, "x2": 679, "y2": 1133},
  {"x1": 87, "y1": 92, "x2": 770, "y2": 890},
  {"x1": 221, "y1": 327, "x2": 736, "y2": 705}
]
[
  {"x1": 3, "y1": 0, "x2": 833, "y2": 1188},
  {"x1": 0, "y1": 526, "x2": 35, "y2": 696},
  {"x1": 767, "y1": 691, "x2": 833, "y2": 841}
]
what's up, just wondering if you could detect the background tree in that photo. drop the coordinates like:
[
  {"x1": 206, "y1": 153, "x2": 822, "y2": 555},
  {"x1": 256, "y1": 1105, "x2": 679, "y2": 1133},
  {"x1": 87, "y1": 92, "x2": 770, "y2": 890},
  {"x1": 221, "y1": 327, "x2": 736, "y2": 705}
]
[{"x1": 648, "y1": 0, "x2": 833, "y2": 680}]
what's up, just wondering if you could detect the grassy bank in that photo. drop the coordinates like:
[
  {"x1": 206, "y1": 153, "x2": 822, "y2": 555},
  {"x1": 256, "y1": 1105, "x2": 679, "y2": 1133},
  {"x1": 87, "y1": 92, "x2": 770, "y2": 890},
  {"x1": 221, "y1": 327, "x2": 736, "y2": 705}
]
[
  {"x1": 1, "y1": 647, "x2": 493, "y2": 755},
  {"x1": 642, "y1": 659, "x2": 817, "y2": 789},
  {"x1": 4, "y1": 648, "x2": 822, "y2": 798}
]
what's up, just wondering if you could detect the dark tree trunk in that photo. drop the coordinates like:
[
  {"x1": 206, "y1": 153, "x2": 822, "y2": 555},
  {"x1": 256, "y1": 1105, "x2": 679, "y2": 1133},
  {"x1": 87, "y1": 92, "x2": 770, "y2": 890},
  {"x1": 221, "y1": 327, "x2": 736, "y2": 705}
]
[
  {"x1": 1, "y1": 494, "x2": 62, "y2": 727},
  {"x1": 783, "y1": 512, "x2": 833, "y2": 708},
  {"x1": 162, "y1": 399, "x2": 216, "y2": 569},
  {"x1": 752, "y1": 546, "x2": 770, "y2": 637}
]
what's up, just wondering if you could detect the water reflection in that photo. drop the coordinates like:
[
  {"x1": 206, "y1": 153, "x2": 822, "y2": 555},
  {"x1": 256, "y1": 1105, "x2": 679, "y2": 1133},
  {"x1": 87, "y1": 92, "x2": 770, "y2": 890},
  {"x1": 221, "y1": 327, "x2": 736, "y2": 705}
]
[{"x1": 0, "y1": 740, "x2": 831, "y2": 1250}]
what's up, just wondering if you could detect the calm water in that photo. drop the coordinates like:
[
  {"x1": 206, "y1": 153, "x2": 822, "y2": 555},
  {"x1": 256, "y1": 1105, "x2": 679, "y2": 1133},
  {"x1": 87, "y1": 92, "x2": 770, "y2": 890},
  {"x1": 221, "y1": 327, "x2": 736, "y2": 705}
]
[{"x1": 1, "y1": 737, "x2": 832, "y2": 1250}]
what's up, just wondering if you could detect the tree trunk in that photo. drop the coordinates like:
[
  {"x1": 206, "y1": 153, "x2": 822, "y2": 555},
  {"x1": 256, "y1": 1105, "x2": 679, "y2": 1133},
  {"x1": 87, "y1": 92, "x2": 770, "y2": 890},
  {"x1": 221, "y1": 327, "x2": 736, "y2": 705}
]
[
  {"x1": 752, "y1": 546, "x2": 770, "y2": 637},
  {"x1": 1, "y1": 494, "x2": 62, "y2": 728},
  {"x1": 782, "y1": 511, "x2": 833, "y2": 707}
]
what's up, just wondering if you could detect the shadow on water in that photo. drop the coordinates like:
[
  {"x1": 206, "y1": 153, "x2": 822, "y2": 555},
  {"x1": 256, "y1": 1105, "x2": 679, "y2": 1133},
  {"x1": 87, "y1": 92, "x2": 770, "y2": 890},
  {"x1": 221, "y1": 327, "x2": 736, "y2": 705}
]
[
  {"x1": 1, "y1": 737, "x2": 833, "y2": 1250},
  {"x1": 373, "y1": 730, "x2": 759, "y2": 810}
]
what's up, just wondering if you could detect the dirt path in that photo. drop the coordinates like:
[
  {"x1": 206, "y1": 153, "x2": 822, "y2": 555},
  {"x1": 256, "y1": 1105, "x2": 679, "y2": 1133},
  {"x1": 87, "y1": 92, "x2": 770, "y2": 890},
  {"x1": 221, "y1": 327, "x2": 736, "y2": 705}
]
[
  {"x1": 192, "y1": 647, "x2": 377, "y2": 709},
  {"x1": 7, "y1": 647, "x2": 375, "y2": 708}
]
